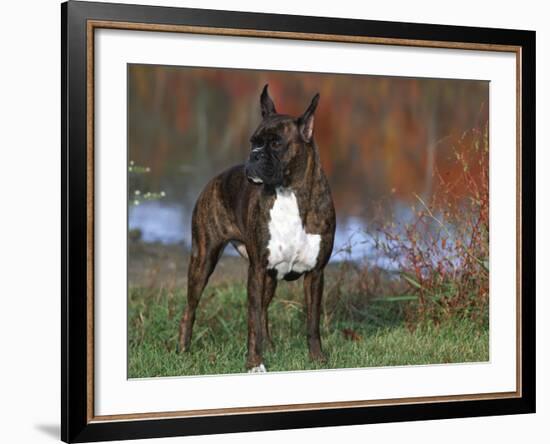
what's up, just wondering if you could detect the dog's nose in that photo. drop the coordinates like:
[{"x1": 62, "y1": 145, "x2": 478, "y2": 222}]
[{"x1": 250, "y1": 148, "x2": 265, "y2": 162}]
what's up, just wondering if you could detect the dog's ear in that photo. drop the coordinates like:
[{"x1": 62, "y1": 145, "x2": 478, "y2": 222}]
[
  {"x1": 260, "y1": 84, "x2": 277, "y2": 118},
  {"x1": 298, "y1": 93, "x2": 320, "y2": 143}
]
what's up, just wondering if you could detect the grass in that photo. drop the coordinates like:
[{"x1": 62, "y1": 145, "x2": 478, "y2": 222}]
[{"x1": 128, "y1": 280, "x2": 489, "y2": 378}]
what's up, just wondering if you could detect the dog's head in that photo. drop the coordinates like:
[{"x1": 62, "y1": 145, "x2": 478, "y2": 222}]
[{"x1": 245, "y1": 84, "x2": 320, "y2": 188}]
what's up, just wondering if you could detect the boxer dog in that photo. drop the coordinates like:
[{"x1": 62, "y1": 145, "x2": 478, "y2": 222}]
[{"x1": 178, "y1": 85, "x2": 335, "y2": 372}]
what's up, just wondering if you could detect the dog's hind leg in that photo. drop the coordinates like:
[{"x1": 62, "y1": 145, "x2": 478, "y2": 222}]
[{"x1": 178, "y1": 239, "x2": 225, "y2": 353}]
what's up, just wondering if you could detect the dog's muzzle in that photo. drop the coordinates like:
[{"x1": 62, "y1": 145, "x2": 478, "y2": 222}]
[{"x1": 245, "y1": 147, "x2": 282, "y2": 186}]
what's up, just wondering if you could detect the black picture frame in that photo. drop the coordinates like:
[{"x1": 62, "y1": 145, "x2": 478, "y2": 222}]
[{"x1": 61, "y1": 1, "x2": 536, "y2": 442}]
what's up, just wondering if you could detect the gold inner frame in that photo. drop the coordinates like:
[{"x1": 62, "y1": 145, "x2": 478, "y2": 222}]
[{"x1": 86, "y1": 19, "x2": 523, "y2": 423}]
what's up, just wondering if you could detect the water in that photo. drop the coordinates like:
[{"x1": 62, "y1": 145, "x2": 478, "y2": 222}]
[
  {"x1": 129, "y1": 198, "x2": 472, "y2": 276},
  {"x1": 129, "y1": 201, "x2": 189, "y2": 244},
  {"x1": 128, "y1": 201, "x2": 409, "y2": 270}
]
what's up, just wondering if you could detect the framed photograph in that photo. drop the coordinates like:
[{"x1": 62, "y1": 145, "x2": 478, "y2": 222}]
[{"x1": 62, "y1": 1, "x2": 535, "y2": 442}]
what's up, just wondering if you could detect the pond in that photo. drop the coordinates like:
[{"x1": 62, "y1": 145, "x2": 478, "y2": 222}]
[{"x1": 128, "y1": 200, "x2": 419, "y2": 271}]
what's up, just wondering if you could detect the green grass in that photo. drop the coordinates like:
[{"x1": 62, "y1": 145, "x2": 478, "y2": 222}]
[{"x1": 128, "y1": 282, "x2": 489, "y2": 378}]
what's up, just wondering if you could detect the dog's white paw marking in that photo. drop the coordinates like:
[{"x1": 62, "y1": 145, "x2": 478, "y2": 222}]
[
  {"x1": 267, "y1": 188, "x2": 321, "y2": 279},
  {"x1": 248, "y1": 363, "x2": 267, "y2": 373}
]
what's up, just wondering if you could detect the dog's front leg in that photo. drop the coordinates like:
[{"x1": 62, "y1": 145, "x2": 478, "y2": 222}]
[
  {"x1": 261, "y1": 272, "x2": 277, "y2": 350},
  {"x1": 304, "y1": 269, "x2": 326, "y2": 363},
  {"x1": 246, "y1": 262, "x2": 267, "y2": 372}
]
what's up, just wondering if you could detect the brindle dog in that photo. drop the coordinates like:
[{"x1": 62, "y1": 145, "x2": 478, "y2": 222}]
[{"x1": 178, "y1": 85, "x2": 335, "y2": 372}]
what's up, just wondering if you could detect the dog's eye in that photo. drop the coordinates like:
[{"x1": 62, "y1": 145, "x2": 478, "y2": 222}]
[{"x1": 270, "y1": 140, "x2": 282, "y2": 149}]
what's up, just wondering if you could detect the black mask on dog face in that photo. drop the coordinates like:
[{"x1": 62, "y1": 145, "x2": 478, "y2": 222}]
[{"x1": 245, "y1": 84, "x2": 320, "y2": 188}]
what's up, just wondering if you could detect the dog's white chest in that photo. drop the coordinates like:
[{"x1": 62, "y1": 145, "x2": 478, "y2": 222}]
[{"x1": 267, "y1": 188, "x2": 321, "y2": 279}]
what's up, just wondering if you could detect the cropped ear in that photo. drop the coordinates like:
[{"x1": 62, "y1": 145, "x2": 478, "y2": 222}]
[
  {"x1": 260, "y1": 84, "x2": 277, "y2": 118},
  {"x1": 298, "y1": 93, "x2": 320, "y2": 142}
]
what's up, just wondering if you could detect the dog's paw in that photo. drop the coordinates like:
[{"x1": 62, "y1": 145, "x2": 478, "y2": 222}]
[
  {"x1": 248, "y1": 363, "x2": 267, "y2": 373},
  {"x1": 309, "y1": 351, "x2": 327, "y2": 364}
]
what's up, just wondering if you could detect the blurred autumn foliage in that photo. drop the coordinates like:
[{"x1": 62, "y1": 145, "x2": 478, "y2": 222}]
[{"x1": 128, "y1": 64, "x2": 488, "y2": 220}]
